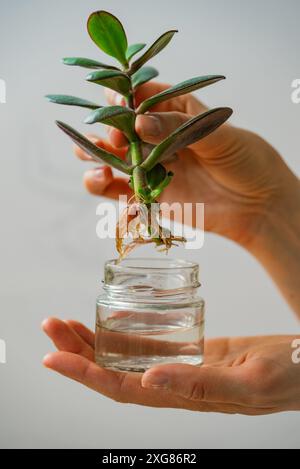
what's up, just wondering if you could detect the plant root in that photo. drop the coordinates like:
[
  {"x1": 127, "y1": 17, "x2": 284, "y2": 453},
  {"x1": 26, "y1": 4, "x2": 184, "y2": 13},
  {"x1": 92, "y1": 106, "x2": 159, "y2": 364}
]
[{"x1": 116, "y1": 198, "x2": 186, "y2": 261}]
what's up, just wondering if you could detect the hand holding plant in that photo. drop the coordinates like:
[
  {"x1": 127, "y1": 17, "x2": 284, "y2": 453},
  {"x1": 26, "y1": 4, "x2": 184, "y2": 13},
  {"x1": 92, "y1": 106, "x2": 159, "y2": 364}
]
[
  {"x1": 46, "y1": 10, "x2": 232, "y2": 257},
  {"x1": 43, "y1": 9, "x2": 300, "y2": 413}
]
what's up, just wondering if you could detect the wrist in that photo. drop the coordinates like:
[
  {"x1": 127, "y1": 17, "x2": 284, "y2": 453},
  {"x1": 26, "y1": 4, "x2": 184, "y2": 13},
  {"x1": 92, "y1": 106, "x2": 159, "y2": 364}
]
[
  {"x1": 247, "y1": 174, "x2": 300, "y2": 314},
  {"x1": 250, "y1": 174, "x2": 300, "y2": 254}
]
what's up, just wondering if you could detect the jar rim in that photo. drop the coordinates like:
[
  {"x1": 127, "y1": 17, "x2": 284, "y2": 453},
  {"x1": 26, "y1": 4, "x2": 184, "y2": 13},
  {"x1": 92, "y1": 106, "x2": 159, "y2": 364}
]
[
  {"x1": 105, "y1": 257, "x2": 198, "y2": 272},
  {"x1": 103, "y1": 257, "x2": 200, "y2": 300}
]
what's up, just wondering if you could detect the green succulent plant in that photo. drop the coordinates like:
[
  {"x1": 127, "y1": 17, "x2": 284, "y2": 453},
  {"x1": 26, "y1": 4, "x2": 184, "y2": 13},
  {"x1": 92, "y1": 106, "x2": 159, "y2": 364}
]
[{"x1": 46, "y1": 10, "x2": 232, "y2": 257}]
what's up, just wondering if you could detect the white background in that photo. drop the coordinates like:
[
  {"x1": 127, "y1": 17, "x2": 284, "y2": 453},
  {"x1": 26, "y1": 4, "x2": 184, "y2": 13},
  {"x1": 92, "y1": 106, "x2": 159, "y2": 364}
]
[{"x1": 0, "y1": 0, "x2": 299, "y2": 448}]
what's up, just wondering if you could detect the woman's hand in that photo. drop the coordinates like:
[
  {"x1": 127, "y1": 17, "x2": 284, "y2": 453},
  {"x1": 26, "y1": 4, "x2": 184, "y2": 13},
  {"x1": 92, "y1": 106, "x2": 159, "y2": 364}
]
[
  {"x1": 77, "y1": 82, "x2": 296, "y2": 246},
  {"x1": 42, "y1": 318, "x2": 300, "y2": 415},
  {"x1": 75, "y1": 82, "x2": 300, "y2": 314}
]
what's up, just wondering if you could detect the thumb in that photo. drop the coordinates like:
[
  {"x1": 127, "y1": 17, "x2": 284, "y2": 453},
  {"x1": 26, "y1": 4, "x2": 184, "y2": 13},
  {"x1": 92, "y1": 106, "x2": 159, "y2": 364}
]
[
  {"x1": 135, "y1": 112, "x2": 190, "y2": 144},
  {"x1": 141, "y1": 364, "x2": 249, "y2": 404},
  {"x1": 136, "y1": 110, "x2": 236, "y2": 160}
]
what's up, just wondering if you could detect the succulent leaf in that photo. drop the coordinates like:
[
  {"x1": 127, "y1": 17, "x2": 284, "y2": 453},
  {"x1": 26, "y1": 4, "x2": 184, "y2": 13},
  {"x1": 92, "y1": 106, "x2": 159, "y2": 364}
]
[
  {"x1": 146, "y1": 163, "x2": 167, "y2": 190},
  {"x1": 150, "y1": 171, "x2": 174, "y2": 200},
  {"x1": 46, "y1": 94, "x2": 101, "y2": 110},
  {"x1": 87, "y1": 11, "x2": 128, "y2": 66},
  {"x1": 130, "y1": 30, "x2": 177, "y2": 74},
  {"x1": 84, "y1": 106, "x2": 136, "y2": 141},
  {"x1": 142, "y1": 107, "x2": 233, "y2": 171},
  {"x1": 86, "y1": 70, "x2": 131, "y2": 96},
  {"x1": 126, "y1": 43, "x2": 146, "y2": 62},
  {"x1": 137, "y1": 75, "x2": 225, "y2": 113},
  {"x1": 132, "y1": 66, "x2": 159, "y2": 89},
  {"x1": 62, "y1": 57, "x2": 119, "y2": 70},
  {"x1": 55, "y1": 121, "x2": 131, "y2": 174}
]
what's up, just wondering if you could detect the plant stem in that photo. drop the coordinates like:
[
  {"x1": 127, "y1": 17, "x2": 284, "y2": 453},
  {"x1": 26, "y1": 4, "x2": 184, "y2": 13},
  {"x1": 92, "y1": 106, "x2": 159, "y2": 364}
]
[
  {"x1": 132, "y1": 166, "x2": 147, "y2": 198},
  {"x1": 130, "y1": 140, "x2": 143, "y2": 165},
  {"x1": 125, "y1": 88, "x2": 147, "y2": 199},
  {"x1": 126, "y1": 92, "x2": 135, "y2": 109},
  {"x1": 130, "y1": 140, "x2": 147, "y2": 196}
]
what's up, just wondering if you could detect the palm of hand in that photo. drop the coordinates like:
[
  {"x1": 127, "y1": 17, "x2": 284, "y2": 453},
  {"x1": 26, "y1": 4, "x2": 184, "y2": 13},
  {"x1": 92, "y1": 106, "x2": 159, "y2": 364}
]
[{"x1": 43, "y1": 318, "x2": 299, "y2": 415}]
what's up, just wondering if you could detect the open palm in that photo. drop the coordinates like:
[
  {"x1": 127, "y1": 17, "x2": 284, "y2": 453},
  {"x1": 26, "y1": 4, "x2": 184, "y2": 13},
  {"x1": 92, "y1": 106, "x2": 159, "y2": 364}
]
[{"x1": 42, "y1": 318, "x2": 300, "y2": 415}]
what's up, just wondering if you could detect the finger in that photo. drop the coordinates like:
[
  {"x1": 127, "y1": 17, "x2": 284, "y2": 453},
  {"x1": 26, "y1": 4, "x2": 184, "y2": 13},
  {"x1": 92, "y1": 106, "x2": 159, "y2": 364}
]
[
  {"x1": 141, "y1": 363, "x2": 250, "y2": 405},
  {"x1": 83, "y1": 166, "x2": 114, "y2": 194},
  {"x1": 74, "y1": 135, "x2": 127, "y2": 161},
  {"x1": 84, "y1": 167, "x2": 132, "y2": 199},
  {"x1": 73, "y1": 134, "x2": 98, "y2": 160},
  {"x1": 105, "y1": 82, "x2": 198, "y2": 113},
  {"x1": 138, "y1": 111, "x2": 235, "y2": 160},
  {"x1": 43, "y1": 352, "x2": 257, "y2": 413},
  {"x1": 42, "y1": 318, "x2": 94, "y2": 360},
  {"x1": 106, "y1": 84, "x2": 169, "y2": 109},
  {"x1": 105, "y1": 88, "x2": 126, "y2": 106},
  {"x1": 64, "y1": 320, "x2": 95, "y2": 349},
  {"x1": 134, "y1": 82, "x2": 203, "y2": 112},
  {"x1": 106, "y1": 82, "x2": 235, "y2": 160},
  {"x1": 134, "y1": 82, "x2": 171, "y2": 109},
  {"x1": 134, "y1": 82, "x2": 207, "y2": 113},
  {"x1": 107, "y1": 127, "x2": 128, "y2": 149},
  {"x1": 135, "y1": 111, "x2": 191, "y2": 145},
  {"x1": 42, "y1": 352, "x2": 168, "y2": 406}
]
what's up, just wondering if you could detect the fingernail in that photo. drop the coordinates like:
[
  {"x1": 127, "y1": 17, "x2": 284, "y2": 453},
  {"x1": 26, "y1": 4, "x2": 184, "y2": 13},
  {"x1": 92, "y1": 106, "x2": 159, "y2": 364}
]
[
  {"x1": 89, "y1": 136, "x2": 99, "y2": 144},
  {"x1": 42, "y1": 354, "x2": 52, "y2": 367},
  {"x1": 92, "y1": 168, "x2": 105, "y2": 181},
  {"x1": 137, "y1": 115, "x2": 162, "y2": 138},
  {"x1": 73, "y1": 143, "x2": 93, "y2": 160},
  {"x1": 113, "y1": 92, "x2": 125, "y2": 106},
  {"x1": 85, "y1": 137, "x2": 99, "y2": 160},
  {"x1": 107, "y1": 126, "x2": 114, "y2": 137},
  {"x1": 41, "y1": 319, "x2": 48, "y2": 329},
  {"x1": 142, "y1": 371, "x2": 169, "y2": 389}
]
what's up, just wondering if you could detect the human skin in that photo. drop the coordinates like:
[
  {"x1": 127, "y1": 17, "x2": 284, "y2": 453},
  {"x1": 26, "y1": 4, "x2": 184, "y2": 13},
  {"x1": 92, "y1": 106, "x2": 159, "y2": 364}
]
[
  {"x1": 42, "y1": 82, "x2": 300, "y2": 414},
  {"x1": 42, "y1": 319, "x2": 300, "y2": 414},
  {"x1": 78, "y1": 82, "x2": 300, "y2": 315}
]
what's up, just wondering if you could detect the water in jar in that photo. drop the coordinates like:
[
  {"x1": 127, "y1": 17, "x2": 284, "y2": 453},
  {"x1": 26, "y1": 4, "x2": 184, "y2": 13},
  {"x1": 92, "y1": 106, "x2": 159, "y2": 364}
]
[{"x1": 95, "y1": 306, "x2": 204, "y2": 372}]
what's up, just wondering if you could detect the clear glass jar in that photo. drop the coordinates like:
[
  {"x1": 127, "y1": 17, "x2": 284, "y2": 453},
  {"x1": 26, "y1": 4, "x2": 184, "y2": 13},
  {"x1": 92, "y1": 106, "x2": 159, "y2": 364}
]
[{"x1": 95, "y1": 258, "x2": 205, "y2": 372}]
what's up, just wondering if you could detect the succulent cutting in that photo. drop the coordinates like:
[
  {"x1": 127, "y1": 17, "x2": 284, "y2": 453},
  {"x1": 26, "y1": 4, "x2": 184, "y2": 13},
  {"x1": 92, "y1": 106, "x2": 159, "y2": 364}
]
[{"x1": 46, "y1": 10, "x2": 232, "y2": 258}]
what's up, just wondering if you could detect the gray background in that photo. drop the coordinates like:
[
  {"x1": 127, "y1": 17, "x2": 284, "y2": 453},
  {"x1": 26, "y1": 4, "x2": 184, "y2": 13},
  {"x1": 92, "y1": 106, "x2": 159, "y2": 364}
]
[{"x1": 0, "y1": 0, "x2": 299, "y2": 449}]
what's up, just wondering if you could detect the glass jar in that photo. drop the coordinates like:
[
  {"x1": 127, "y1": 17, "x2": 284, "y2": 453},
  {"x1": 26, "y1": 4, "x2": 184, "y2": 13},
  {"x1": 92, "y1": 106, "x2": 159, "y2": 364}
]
[{"x1": 95, "y1": 258, "x2": 205, "y2": 372}]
